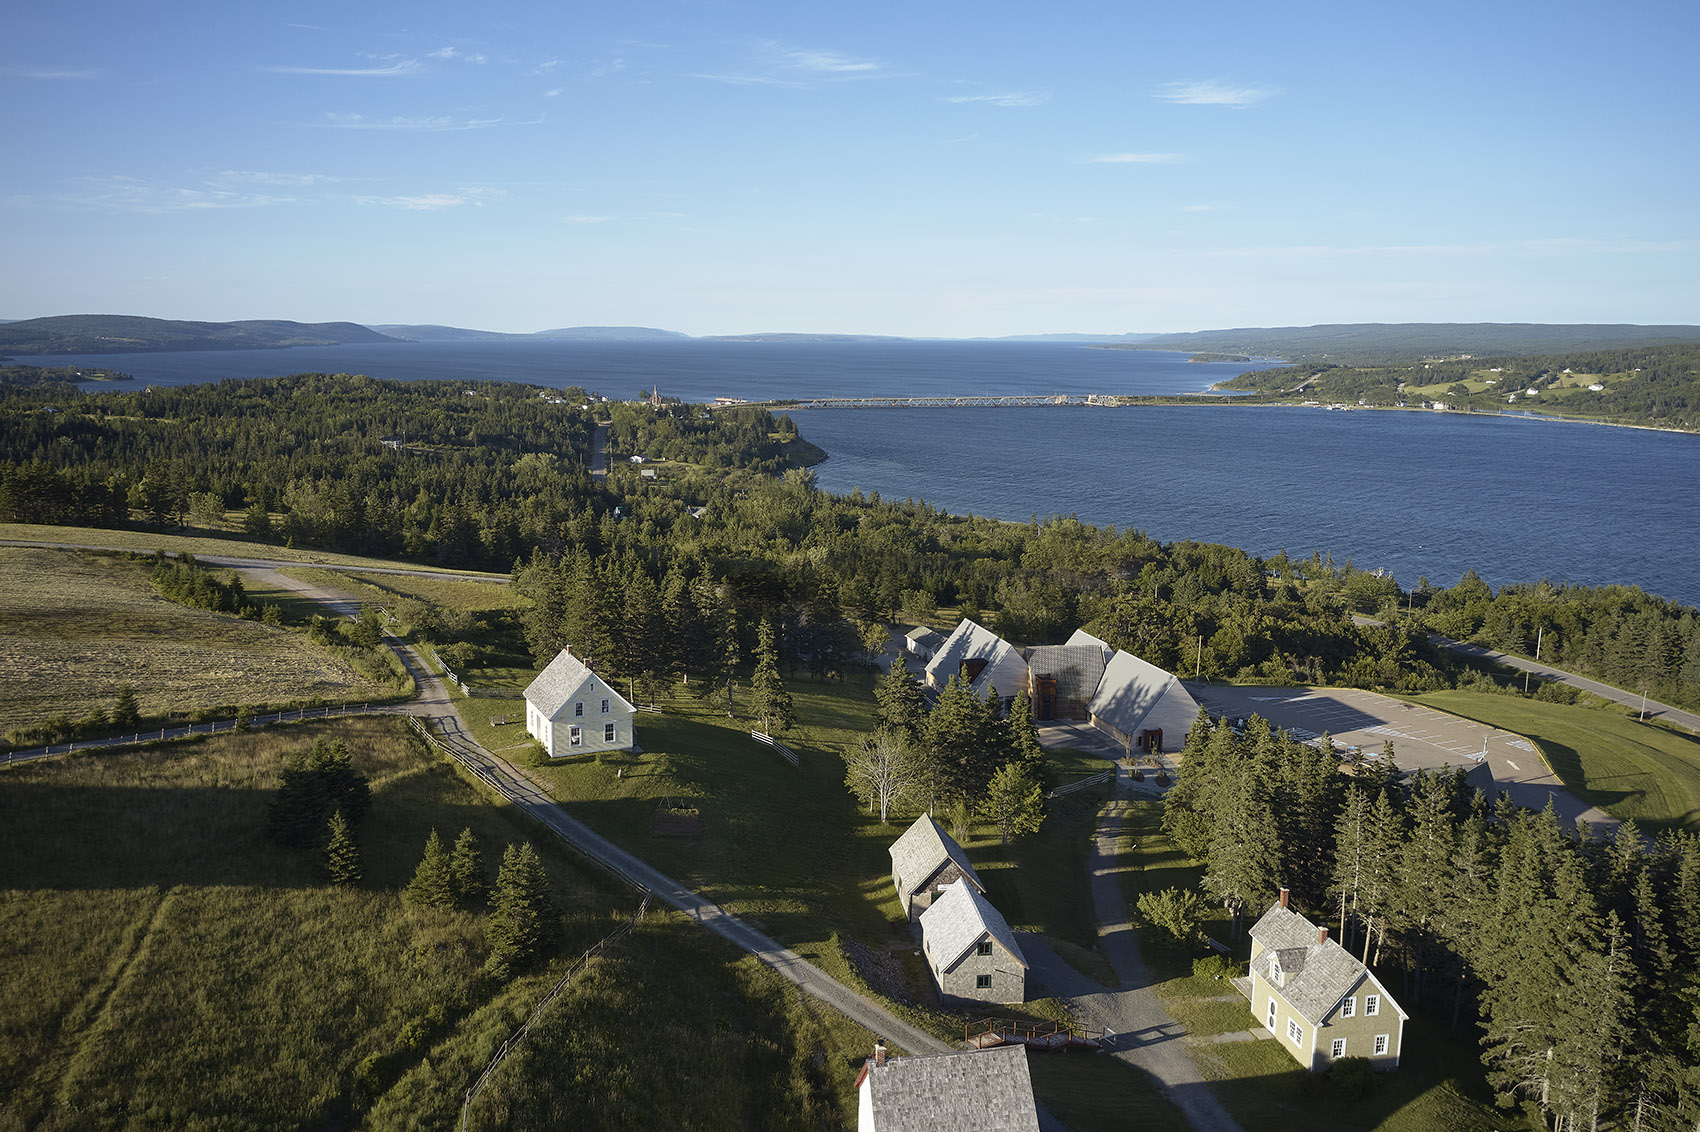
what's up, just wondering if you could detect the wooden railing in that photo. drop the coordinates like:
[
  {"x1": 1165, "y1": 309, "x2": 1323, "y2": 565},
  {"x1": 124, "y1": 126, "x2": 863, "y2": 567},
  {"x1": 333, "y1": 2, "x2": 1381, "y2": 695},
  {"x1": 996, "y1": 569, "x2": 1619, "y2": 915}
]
[{"x1": 750, "y1": 730, "x2": 798, "y2": 767}]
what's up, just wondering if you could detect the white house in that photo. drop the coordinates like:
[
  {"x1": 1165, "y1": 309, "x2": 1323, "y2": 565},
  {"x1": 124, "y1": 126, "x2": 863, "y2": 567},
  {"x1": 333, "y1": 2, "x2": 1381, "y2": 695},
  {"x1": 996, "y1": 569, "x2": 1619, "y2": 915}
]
[
  {"x1": 924, "y1": 619, "x2": 1029, "y2": 706},
  {"x1": 855, "y1": 1043, "x2": 1038, "y2": 1132},
  {"x1": 523, "y1": 647, "x2": 636, "y2": 758},
  {"x1": 1086, "y1": 649, "x2": 1201, "y2": 755}
]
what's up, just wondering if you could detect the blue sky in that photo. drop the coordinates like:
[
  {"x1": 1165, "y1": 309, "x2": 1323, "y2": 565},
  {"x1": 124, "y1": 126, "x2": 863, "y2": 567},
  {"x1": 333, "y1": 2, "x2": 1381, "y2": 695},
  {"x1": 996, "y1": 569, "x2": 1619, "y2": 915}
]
[{"x1": 4, "y1": 0, "x2": 1697, "y2": 336}]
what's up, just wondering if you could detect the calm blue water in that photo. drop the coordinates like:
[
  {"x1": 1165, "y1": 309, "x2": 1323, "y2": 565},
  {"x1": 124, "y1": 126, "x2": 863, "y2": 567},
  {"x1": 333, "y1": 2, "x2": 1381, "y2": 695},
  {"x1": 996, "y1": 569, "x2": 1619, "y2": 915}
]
[
  {"x1": 31, "y1": 340, "x2": 1699, "y2": 605},
  {"x1": 40, "y1": 340, "x2": 1266, "y2": 401},
  {"x1": 801, "y1": 405, "x2": 1700, "y2": 605}
]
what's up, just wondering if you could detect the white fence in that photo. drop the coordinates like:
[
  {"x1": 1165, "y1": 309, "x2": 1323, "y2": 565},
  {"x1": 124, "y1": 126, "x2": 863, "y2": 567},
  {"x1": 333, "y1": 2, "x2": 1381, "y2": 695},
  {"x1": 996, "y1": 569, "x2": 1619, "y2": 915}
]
[
  {"x1": 1047, "y1": 768, "x2": 1114, "y2": 799},
  {"x1": 750, "y1": 730, "x2": 798, "y2": 767},
  {"x1": 3, "y1": 704, "x2": 384, "y2": 767}
]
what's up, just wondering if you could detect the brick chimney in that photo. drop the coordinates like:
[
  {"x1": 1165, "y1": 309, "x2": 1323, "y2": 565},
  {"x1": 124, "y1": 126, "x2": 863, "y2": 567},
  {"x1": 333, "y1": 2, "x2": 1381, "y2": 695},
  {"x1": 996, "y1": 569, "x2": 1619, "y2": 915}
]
[
  {"x1": 873, "y1": 1040, "x2": 887, "y2": 1068},
  {"x1": 1318, "y1": 926, "x2": 1329, "y2": 945},
  {"x1": 1278, "y1": 887, "x2": 1290, "y2": 909}
]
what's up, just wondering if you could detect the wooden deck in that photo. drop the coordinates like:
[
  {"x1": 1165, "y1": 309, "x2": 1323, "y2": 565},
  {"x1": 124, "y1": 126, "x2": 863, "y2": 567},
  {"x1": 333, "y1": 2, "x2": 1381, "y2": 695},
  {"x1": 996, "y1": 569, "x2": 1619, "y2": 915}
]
[{"x1": 964, "y1": 1017, "x2": 1104, "y2": 1053}]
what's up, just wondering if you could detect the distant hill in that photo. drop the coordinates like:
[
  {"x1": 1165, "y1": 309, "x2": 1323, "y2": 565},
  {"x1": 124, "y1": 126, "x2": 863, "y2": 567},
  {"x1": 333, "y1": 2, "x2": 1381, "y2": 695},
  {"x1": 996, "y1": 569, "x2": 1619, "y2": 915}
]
[
  {"x1": 973, "y1": 332, "x2": 1162, "y2": 344},
  {"x1": 1112, "y1": 323, "x2": 1700, "y2": 366},
  {"x1": 530, "y1": 326, "x2": 692, "y2": 341},
  {"x1": 701, "y1": 332, "x2": 912, "y2": 343},
  {"x1": 368, "y1": 324, "x2": 515, "y2": 342},
  {"x1": 0, "y1": 315, "x2": 401, "y2": 355}
]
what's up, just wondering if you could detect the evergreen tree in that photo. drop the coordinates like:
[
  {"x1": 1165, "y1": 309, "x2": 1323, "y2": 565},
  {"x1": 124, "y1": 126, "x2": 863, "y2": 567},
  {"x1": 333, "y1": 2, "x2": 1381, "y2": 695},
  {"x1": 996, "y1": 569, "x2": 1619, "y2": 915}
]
[
  {"x1": 1004, "y1": 691, "x2": 1051, "y2": 792},
  {"x1": 873, "y1": 653, "x2": 926, "y2": 740},
  {"x1": 403, "y1": 829, "x2": 455, "y2": 908},
  {"x1": 321, "y1": 809, "x2": 362, "y2": 886},
  {"x1": 449, "y1": 826, "x2": 486, "y2": 906},
  {"x1": 1202, "y1": 744, "x2": 1282, "y2": 939},
  {"x1": 979, "y1": 762, "x2": 1045, "y2": 845},
  {"x1": 266, "y1": 739, "x2": 371, "y2": 849},
  {"x1": 749, "y1": 618, "x2": 795, "y2": 733},
  {"x1": 111, "y1": 685, "x2": 141, "y2": 730},
  {"x1": 922, "y1": 674, "x2": 984, "y2": 809},
  {"x1": 485, "y1": 842, "x2": 560, "y2": 978}
]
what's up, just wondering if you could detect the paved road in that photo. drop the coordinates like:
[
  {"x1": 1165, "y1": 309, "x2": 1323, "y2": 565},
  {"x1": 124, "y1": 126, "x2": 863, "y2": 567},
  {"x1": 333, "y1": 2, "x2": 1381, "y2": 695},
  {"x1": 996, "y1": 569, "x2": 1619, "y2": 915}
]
[
  {"x1": 1352, "y1": 614, "x2": 1698, "y2": 735},
  {"x1": 1020, "y1": 772, "x2": 1240, "y2": 1132}
]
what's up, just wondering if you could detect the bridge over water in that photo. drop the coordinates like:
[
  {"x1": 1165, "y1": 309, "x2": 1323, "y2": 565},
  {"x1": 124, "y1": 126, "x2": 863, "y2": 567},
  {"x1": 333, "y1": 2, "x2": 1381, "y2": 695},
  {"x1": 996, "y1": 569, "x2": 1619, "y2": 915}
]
[{"x1": 779, "y1": 393, "x2": 1113, "y2": 409}]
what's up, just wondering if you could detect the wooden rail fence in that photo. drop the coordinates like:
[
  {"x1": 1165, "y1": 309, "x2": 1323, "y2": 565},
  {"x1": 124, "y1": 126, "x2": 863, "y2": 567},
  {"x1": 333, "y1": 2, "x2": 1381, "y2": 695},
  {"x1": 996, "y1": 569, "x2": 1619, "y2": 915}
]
[
  {"x1": 1047, "y1": 768, "x2": 1114, "y2": 799},
  {"x1": 750, "y1": 730, "x2": 798, "y2": 767}
]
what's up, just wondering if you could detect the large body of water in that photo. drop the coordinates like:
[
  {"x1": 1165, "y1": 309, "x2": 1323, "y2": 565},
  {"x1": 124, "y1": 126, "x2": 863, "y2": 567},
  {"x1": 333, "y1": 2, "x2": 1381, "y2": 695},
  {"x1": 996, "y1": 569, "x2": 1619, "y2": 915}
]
[{"x1": 31, "y1": 340, "x2": 1700, "y2": 606}]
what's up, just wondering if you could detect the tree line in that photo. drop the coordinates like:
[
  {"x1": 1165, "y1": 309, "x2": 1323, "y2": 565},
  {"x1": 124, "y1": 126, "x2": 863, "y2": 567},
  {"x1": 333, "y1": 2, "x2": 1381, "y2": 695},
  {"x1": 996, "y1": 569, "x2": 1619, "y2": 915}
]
[{"x1": 1165, "y1": 715, "x2": 1700, "y2": 1131}]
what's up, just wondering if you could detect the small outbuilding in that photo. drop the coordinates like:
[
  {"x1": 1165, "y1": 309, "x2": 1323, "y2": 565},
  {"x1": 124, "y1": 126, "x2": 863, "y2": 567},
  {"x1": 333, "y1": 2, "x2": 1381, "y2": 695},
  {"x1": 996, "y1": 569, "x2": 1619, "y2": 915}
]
[
  {"x1": 855, "y1": 1043, "x2": 1039, "y2": 1132},
  {"x1": 920, "y1": 880, "x2": 1028, "y2": 1005},
  {"x1": 523, "y1": 647, "x2": 636, "y2": 758},
  {"x1": 890, "y1": 813, "x2": 986, "y2": 921},
  {"x1": 904, "y1": 626, "x2": 946, "y2": 662}
]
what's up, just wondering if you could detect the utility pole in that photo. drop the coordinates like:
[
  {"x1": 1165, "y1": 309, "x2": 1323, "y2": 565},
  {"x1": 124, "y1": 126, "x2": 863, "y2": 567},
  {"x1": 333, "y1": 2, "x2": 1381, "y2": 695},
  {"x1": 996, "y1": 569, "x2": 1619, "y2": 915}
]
[{"x1": 1195, "y1": 634, "x2": 1204, "y2": 682}]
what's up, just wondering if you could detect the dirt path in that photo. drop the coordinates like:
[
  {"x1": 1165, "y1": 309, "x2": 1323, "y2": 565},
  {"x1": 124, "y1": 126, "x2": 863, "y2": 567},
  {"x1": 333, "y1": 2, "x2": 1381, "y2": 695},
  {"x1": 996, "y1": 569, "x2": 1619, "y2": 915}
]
[{"x1": 1025, "y1": 775, "x2": 1242, "y2": 1132}]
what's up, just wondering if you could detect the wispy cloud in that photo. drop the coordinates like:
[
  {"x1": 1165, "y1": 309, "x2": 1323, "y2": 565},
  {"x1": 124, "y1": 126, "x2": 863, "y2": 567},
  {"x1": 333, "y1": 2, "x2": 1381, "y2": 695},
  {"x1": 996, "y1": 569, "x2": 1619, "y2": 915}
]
[
  {"x1": 563, "y1": 215, "x2": 611, "y2": 224},
  {"x1": 693, "y1": 41, "x2": 885, "y2": 87},
  {"x1": 53, "y1": 175, "x2": 297, "y2": 213},
  {"x1": 544, "y1": 88, "x2": 562, "y2": 98},
  {"x1": 1, "y1": 65, "x2": 102, "y2": 80},
  {"x1": 944, "y1": 91, "x2": 1049, "y2": 108},
  {"x1": 264, "y1": 59, "x2": 421, "y2": 77},
  {"x1": 316, "y1": 112, "x2": 541, "y2": 131},
  {"x1": 358, "y1": 188, "x2": 503, "y2": 211},
  {"x1": 1155, "y1": 79, "x2": 1277, "y2": 108},
  {"x1": 217, "y1": 170, "x2": 338, "y2": 186},
  {"x1": 427, "y1": 47, "x2": 488, "y2": 64},
  {"x1": 1085, "y1": 152, "x2": 1183, "y2": 164},
  {"x1": 524, "y1": 57, "x2": 563, "y2": 77}
]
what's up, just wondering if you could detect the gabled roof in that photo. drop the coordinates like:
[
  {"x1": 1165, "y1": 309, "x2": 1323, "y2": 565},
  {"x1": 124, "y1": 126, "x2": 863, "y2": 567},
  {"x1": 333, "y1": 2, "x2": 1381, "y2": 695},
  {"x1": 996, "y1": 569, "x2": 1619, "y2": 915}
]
[
  {"x1": 523, "y1": 648, "x2": 634, "y2": 718},
  {"x1": 1249, "y1": 903, "x2": 1407, "y2": 1025},
  {"x1": 1024, "y1": 644, "x2": 1107, "y2": 706},
  {"x1": 859, "y1": 1046, "x2": 1039, "y2": 1132},
  {"x1": 906, "y1": 626, "x2": 945, "y2": 651},
  {"x1": 921, "y1": 880, "x2": 1028, "y2": 973},
  {"x1": 925, "y1": 619, "x2": 1028, "y2": 698},
  {"x1": 1087, "y1": 650, "x2": 1194, "y2": 735},
  {"x1": 1064, "y1": 628, "x2": 1114, "y2": 662},
  {"x1": 890, "y1": 814, "x2": 984, "y2": 895}
]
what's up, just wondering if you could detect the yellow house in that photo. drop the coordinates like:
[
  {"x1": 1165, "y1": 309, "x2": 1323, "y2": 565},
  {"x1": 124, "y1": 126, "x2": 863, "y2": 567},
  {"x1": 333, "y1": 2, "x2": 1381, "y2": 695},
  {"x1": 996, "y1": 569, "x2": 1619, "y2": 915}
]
[{"x1": 1237, "y1": 889, "x2": 1407, "y2": 1071}]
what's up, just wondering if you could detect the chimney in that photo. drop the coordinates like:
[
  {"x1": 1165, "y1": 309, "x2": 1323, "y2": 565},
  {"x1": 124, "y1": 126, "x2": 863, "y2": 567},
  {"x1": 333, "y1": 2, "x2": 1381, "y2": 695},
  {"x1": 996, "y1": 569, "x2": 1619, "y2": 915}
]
[
  {"x1": 873, "y1": 1040, "x2": 888, "y2": 1068},
  {"x1": 1318, "y1": 926, "x2": 1329, "y2": 945},
  {"x1": 1278, "y1": 887, "x2": 1290, "y2": 909}
]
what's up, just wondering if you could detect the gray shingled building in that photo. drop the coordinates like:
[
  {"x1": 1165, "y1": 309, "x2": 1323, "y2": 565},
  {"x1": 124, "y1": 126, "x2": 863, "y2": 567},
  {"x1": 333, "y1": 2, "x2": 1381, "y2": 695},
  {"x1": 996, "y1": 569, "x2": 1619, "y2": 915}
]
[
  {"x1": 919, "y1": 880, "x2": 1028, "y2": 1004},
  {"x1": 889, "y1": 813, "x2": 987, "y2": 921},
  {"x1": 855, "y1": 1043, "x2": 1039, "y2": 1131}
]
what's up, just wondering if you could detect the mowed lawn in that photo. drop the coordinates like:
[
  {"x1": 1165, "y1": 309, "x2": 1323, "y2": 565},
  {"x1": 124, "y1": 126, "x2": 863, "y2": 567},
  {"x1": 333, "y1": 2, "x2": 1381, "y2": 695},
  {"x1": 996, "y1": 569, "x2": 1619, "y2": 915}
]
[
  {"x1": 0, "y1": 547, "x2": 380, "y2": 739},
  {"x1": 1414, "y1": 691, "x2": 1700, "y2": 833}
]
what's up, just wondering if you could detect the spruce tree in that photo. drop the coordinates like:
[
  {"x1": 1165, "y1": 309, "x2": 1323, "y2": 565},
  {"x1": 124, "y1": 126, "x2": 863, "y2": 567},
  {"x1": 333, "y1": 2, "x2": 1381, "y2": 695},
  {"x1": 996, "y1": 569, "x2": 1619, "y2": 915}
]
[
  {"x1": 1005, "y1": 691, "x2": 1051, "y2": 792},
  {"x1": 449, "y1": 826, "x2": 486, "y2": 906},
  {"x1": 873, "y1": 654, "x2": 926, "y2": 740},
  {"x1": 980, "y1": 762, "x2": 1045, "y2": 845},
  {"x1": 485, "y1": 842, "x2": 559, "y2": 979},
  {"x1": 749, "y1": 618, "x2": 795, "y2": 733},
  {"x1": 321, "y1": 809, "x2": 362, "y2": 886},
  {"x1": 112, "y1": 685, "x2": 141, "y2": 730},
  {"x1": 403, "y1": 829, "x2": 455, "y2": 908}
]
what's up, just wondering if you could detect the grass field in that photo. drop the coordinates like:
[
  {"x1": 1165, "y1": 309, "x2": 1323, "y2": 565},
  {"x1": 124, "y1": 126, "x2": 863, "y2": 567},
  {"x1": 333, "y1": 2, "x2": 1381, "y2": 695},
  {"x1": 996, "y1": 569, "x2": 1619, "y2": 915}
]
[
  {"x1": 1113, "y1": 799, "x2": 1517, "y2": 1132},
  {"x1": 0, "y1": 547, "x2": 383, "y2": 740},
  {"x1": 1413, "y1": 691, "x2": 1700, "y2": 833},
  {"x1": 0, "y1": 522, "x2": 508, "y2": 578},
  {"x1": 0, "y1": 715, "x2": 878, "y2": 1131}
]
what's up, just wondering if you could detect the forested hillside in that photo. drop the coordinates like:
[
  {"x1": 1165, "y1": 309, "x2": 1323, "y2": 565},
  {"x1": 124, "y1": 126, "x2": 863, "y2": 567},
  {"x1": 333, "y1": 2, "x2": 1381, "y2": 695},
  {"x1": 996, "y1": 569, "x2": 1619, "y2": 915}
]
[
  {"x1": 0, "y1": 314, "x2": 400, "y2": 355},
  {"x1": 1123, "y1": 323, "x2": 1700, "y2": 366},
  {"x1": 1216, "y1": 344, "x2": 1700, "y2": 431},
  {"x1": 1167, "y1": 716, "x2": 1700, "y2": 1130}
]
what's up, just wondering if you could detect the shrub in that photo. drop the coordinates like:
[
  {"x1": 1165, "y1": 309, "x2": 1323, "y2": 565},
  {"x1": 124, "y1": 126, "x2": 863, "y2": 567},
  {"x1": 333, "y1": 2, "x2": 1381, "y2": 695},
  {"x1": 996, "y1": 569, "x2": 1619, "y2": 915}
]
[
  {"x1": 1192, "y1": 954, "x2": 1239, "y2": 983},
  {"x1": 1330, "y1": 1055, "x2": 1380, "y2": 1101}
]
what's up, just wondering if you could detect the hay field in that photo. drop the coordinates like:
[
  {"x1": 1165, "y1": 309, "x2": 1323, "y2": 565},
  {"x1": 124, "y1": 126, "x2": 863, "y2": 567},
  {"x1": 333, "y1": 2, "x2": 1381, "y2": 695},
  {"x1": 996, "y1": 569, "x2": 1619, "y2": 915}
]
[{"x1": 0, "y1": 547, "x2": 377, "y2": 736}]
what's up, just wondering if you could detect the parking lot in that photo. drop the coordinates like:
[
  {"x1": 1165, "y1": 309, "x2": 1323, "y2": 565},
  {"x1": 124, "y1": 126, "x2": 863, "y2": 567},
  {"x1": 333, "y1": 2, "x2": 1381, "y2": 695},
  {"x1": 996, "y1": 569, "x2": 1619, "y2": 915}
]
[{"x1": 1187, "y1": 684, "x2": 1615, "y2": 831}]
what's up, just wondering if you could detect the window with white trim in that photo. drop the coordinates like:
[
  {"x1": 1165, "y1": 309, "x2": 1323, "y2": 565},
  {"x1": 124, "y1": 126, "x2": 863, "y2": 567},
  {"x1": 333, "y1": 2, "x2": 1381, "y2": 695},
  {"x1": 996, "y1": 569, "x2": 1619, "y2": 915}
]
[
  {"x1": 1287, "y1": 1018, "x2": 1302, "y2": 1045},
  {"x1": 601, "y1": 698, "x2": 611, "y2": 713},
  {"x1": 569, "y1": 726, "x2": 582, "y2": 745},
  {"x1": 1373, "y1": 1034, "x2": 1389, "y2": 1056},
  {"x1": 604, "y1": 722, "x2": 616, "y2": 742},
  {"x1": 1366, "y1": 994, "x2": 1380, "y2": 1016},
  {"x1": 574, "y1": 702, "x2": 583, "y2": 717},
  {"x1": 1342, "y1": 996, "x2": 1355, "y2": 1018},
  {"x1": 1331, "y1": 1038, "x2": 1346, "y2": 1059}
]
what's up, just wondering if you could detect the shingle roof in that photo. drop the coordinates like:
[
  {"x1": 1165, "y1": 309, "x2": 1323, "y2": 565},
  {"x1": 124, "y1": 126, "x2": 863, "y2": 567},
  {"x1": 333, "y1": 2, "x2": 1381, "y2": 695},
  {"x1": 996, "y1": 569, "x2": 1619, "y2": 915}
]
[
  {"x1": 1064, "y1": 628, "x2": 1114, "y2": 661},
  {"x1": 906, "y1": 626, "x2": 945, "y2": 651},
  {"x1": 920, "y1": 880, "x2": 1028, "y2": 973},
  {"x1": 1024, "y1": 644, "x2": 1107, "y2": 708},
  {"x1": 1249, "y1": 903, "x2": 1406, "y2": 1024},
  {"x1": 523, "y1": 648, "x2": 633, "y2": 719},
  {"x1": 925, "y1": 619, "x2": 1029, "y2": 699},
  {"x1": 862, "y1": 1045, "x2": 1039, "y2": 1132},
  {"x1": 1087, "y1": 650, "x2": 1192, "y2": 736},
  {"x1": 890, "y1": 814, "x2": 984, "y2": 897}
]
